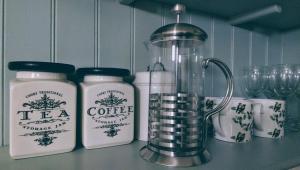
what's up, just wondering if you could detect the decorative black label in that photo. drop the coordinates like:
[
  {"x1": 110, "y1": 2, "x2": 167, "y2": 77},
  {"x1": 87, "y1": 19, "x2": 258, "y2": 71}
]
[
  {"x1": 17, "y1": 91, "x2": 70, "y2": 146},
  {"x1": 87, "y1": 90, "x2": 133, "y2": 137}
]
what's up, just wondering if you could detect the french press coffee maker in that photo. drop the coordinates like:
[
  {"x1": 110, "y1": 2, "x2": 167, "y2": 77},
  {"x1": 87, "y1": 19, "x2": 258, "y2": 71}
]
[{"x1": 139, "y1": 4, "x2": 234, "y2": 167}]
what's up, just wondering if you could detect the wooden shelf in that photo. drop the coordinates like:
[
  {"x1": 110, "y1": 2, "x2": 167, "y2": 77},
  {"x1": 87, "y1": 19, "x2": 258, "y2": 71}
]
[{"x1": 120, "y1": 0, "x2": 300, "y2": 33}]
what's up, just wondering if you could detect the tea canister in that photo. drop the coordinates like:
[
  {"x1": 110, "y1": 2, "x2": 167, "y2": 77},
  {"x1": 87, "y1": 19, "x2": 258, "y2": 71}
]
[
  {"x1": 78, "y1": 68, "x2": 134, "y2": 149},
  {"x1": 8, "y1": 61, "x2": 76, "y2": 159},
  {"x1": 133, "y1": 71, "x2": 174, "y2": 141}
]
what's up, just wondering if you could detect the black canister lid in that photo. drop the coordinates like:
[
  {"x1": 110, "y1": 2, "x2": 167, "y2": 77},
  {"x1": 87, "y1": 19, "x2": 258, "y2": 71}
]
[
  {"x1": 76, "y1": 67, "x2": 130, "y2": 77},
  {"x1": 8, "y1": 61, "x2": 75, "y2": 74}
]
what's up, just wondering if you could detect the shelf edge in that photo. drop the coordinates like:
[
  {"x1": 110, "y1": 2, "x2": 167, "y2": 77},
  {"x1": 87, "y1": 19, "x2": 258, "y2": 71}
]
[{"x1": 119, "y1": 0, "x2": 136, "y2": 5}]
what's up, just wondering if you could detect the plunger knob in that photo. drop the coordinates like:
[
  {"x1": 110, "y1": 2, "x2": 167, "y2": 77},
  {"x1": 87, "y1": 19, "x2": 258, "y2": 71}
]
[{"x1": 171, "y1": 3, "x2": 186, "y2": 23}]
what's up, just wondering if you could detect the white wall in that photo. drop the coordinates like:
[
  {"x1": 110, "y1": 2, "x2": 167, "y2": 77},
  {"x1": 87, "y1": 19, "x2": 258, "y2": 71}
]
[{"x1": 0, "y1": 0, "x2": 290, "y2": 146}]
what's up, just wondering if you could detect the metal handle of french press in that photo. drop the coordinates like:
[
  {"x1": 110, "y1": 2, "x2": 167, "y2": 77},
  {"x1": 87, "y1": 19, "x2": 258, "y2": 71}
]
[
  {"x1": 152, "y1": 62, "x2": 166, "y2": 71},
  {"x1": 201, "y1": 58, "x2": 234, "y2": 148}
]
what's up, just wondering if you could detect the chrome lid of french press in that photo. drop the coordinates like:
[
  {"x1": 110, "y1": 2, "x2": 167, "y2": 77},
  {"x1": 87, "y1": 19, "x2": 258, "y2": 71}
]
[{"x1": 150, "y1": 4, "x2": 207, "y2": 47}]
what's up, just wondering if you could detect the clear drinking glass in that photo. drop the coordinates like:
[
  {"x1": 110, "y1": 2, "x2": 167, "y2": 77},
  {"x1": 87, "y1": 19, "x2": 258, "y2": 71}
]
[
  {"x1": 271, "y1": 64, "x2": 299, "y2": 99},
  {"x1": 266, "y1": 64, "x2": 300, "y2": 132},
  {"x1": 295, "y1": 71, "x2": 300, "y2": 131},
  {"x1": 262, "y1": 66, "x2": 280, "y2": 99},
  {"x1": 240, "y1": 66, "x2": 264, "y2": 98}
]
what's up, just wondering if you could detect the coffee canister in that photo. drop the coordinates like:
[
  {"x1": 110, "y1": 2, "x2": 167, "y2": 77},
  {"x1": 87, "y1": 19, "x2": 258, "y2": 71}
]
[
  {"x1": 8, "y1": 61, "x2": 76, "y2": 159},
  {"x1": 78, "y1": 67, "x2": 134, "y2": 149}
]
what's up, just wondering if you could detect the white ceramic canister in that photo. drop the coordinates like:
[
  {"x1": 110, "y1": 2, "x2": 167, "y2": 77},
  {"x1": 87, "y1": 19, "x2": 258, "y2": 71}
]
[
  {"x1": 8, "y1": 61, "x2": 76, "y2": 159},
  {"x1": 133, "y1": 71, "x2": 174, "y2": 141},
  {"x1": 78, "y1": 68, "x2": 134, "y2": 149}
]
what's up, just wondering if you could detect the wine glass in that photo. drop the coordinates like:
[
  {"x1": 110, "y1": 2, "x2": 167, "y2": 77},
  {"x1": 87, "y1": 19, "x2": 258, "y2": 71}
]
[
  {"x1": 289, "y1": 64, "x2": 300, "y2": 132},
  {"x1": 261, "y1": 66, "x2": 280, "y2": 99},
  {"x1": 268, "y1": 64, "x2": 300, "y2": 132},
  {"x1": 271, "y1": 64, "x2": 299, "y2": 99},
  {"x1": 240, "y1": 66, "x2": 265, "y2": 98}
]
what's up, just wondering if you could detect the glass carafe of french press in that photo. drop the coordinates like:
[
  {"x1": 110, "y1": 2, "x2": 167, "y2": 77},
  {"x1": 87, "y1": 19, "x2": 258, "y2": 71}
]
[{"x1": 140, "y1": 4, "x2": 234, "y2": 167}]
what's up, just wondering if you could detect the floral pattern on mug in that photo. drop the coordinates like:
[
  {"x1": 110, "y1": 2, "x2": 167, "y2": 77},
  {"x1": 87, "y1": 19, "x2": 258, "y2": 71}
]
[
  {"x1": 230, "y1": 103, "x2": 253, "y2": 143},
  {"x1": 205, "y1": 99, "x2": 216, "y2": 136},
  {"x1": 269, "y1": 102, "x2": 282, "y2": 112},
  {"x1": 268, "y1": 128, "x2": 281, "y2": 138},
  {"x1": 231, "y1": 103, "x2": 246, "y2": 113},
  {"x1": 230, "y1": 132, "x2": 246, "y2": 143},
  {"x1": 205, "y1": 99, "x2": 216, "y2": 110},
  {"x1": 267, "y1": 102, "x2": 285, "y2": 138}
]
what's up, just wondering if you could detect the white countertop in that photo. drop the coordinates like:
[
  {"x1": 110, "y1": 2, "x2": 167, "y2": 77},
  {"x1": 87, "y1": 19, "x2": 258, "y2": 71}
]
[{"x1": 1, "y1": 133, "x2": 300, "y2": 170}]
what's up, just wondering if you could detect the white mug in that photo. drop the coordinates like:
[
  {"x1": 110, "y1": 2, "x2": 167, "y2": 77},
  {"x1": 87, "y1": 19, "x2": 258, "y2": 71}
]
[
  {"x1": 205, "y1": 97, "x2": 254, "y2": 143},
  {"x1": 250, "y1": 99, "x2": 285, "y2": 139}
]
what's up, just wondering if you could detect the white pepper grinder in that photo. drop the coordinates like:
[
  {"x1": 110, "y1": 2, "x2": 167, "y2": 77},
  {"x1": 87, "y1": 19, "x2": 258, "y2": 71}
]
[{"x1": 133, "y1": 68, "x2": 174, "y2": 141}]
